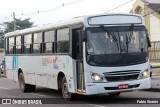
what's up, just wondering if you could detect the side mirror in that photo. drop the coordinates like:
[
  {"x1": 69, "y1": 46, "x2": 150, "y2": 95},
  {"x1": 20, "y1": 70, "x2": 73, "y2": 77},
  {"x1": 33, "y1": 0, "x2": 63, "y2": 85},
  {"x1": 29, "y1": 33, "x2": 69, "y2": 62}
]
[
  {"x1": 145, "y1": 28, "x2": 151, "y2": 47},
  {"x1": 147, "y1": 36, "x2": 151, "y2": 47}
]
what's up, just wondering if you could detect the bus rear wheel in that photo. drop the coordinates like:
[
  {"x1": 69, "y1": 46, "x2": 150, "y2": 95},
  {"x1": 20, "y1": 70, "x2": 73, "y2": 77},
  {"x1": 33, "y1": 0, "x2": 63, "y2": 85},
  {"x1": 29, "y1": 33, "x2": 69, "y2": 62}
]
[
  {"x1": 18, "y1": 73, "x2": 36, "y2": 92},
  {"x1": 62, "y1": 77, "x2": 75, "y2": 101}
]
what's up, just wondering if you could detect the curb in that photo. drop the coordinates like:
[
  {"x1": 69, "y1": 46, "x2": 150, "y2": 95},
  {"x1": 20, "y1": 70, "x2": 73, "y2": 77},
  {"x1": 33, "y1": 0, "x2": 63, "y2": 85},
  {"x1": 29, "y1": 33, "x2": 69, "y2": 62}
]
[{"x1": 0, "y1": 74, "x2": 6, "y2": 78}]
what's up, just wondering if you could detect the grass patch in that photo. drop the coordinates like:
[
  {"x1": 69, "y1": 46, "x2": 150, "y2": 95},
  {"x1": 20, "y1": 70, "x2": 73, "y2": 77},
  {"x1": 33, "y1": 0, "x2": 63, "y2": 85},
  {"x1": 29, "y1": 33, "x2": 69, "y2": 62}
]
[
  {"x1": 150, "y1": 63, "x2": 160, "y2": 68},
  {"x1": 0, "y1": 74, "x2": 6, "y2": 78},
  {"x1": 151, "y1": 65, "x2": 160, "y2": 68}
]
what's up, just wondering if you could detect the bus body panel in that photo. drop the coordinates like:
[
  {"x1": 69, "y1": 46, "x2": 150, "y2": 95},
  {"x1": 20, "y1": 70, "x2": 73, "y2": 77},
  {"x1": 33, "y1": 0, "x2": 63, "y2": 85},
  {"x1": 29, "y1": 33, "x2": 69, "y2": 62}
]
[
  {"x1": 6, "y1": 56, "x2": 16, "y2": 81},
  {"x1": 5, "y1": 55, "x2": 76, "y2": 93},
  {"x1": 83, "y1": 41, "x2": 151, "y2": 94},
  {"x1": 41, "y1": 55, "x2": 76, "y2": 92},
  {"x1": 85, "y1": 77, "x2": 150, "y2": 95},
  {"x1": 85, "y1": 60, "x2": 150, "y2": 83}
]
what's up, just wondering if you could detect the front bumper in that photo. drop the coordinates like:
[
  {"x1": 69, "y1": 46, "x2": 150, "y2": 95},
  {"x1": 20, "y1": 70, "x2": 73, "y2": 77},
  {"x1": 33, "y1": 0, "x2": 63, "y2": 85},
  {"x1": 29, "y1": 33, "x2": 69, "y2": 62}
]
[{"x1": 85, "y1": 78, "x2": 151, "y2": 95}]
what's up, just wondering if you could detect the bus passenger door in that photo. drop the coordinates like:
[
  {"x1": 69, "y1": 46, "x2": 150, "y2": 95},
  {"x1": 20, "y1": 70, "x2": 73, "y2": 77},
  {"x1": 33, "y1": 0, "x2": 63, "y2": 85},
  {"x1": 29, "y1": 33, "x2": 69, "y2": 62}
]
[{"x1": 72, "y1": 29, "x2": 85, "y2": 93}]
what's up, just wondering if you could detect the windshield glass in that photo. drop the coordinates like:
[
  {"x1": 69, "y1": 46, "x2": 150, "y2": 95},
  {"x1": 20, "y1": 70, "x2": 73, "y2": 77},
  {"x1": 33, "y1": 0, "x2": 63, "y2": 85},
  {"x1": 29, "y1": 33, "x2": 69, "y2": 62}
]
[{"x1": 86, "y1": 26, "x2": 148, "y2": 66}]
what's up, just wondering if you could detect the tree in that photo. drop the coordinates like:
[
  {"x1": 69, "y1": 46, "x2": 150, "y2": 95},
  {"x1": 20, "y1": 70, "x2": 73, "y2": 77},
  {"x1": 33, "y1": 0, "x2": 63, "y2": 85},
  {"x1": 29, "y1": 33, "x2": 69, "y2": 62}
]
[
  {"x1": 0, "y1": 18, "x2": 34, "y2": 48},
  {"x1": 3, "y1": 18, "x2": 34, "y2": 33},
  {"x1": 0, "y1": 29, "x2": 4, "y2": 48}
]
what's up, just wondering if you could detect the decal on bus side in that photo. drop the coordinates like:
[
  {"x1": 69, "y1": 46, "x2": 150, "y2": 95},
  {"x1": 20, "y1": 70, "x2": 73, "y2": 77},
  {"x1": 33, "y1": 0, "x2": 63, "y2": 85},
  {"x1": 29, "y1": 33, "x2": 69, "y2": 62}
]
[
  {"x1": 12, "y1": 56, "x2": 19, "y2": 71},
  {"x1": 42, "y1": 57, "x2": 59, "y2": 69}
]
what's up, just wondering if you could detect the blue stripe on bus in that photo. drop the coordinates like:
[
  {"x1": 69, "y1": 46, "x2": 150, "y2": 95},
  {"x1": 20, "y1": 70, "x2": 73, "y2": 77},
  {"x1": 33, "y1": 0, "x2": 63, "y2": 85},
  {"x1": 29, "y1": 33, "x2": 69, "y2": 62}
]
[{"x1": 12, "y1": 56, "x2": 19, "y2": 71}]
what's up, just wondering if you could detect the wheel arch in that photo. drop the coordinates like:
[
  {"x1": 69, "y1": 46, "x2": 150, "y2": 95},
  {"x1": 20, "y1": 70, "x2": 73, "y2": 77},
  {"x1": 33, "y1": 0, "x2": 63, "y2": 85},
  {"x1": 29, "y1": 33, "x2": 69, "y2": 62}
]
[
  {"x1": 18, "y1": 68, "x2": 23, "y2": 78},
  {"x1": 57, "y1": 71, "x2": 65, "y2": 90}
]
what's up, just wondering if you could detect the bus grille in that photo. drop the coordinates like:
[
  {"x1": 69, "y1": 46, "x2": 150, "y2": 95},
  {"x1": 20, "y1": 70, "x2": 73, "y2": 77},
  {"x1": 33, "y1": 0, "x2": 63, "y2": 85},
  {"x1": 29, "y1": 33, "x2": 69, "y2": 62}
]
[{"x1": 104, "y1": 70, "x2": 140, "y2": 82}]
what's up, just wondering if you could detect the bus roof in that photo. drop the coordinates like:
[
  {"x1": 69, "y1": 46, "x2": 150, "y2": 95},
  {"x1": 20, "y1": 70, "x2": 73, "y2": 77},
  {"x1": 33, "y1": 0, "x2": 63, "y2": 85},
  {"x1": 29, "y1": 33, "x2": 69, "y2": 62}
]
[
  {"x1": 5, "y1": 13, "x2": 143, "y2": 37},
  {"x1": 5, "y1": 16, "x2": 83, "y2": 37}
]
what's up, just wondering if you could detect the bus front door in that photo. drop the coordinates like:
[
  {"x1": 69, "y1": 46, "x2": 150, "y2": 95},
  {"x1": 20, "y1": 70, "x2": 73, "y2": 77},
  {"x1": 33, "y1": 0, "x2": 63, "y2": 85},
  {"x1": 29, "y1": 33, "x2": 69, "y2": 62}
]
[{"x1": 73, "y1": 29, "x2": 86, "y2": 93}]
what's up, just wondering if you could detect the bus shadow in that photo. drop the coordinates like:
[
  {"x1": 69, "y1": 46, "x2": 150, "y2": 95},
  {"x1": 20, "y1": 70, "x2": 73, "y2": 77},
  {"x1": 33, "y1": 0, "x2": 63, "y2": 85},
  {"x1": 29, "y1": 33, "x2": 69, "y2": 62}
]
[
  {"x1": 34, "y1": 86, "x2": 62, "y2": 98},
  {"x1": 32, "y1": 87, "x2": 135, "y2": 104},
  {"x1": 75, "y1": 95, "x2": 135, "y2": 104}
]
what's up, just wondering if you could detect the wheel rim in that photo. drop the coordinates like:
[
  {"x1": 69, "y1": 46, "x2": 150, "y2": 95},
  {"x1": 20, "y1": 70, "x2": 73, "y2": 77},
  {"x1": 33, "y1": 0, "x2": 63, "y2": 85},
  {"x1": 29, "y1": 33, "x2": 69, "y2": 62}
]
[{"x1": 62, "y1": 80, "x2": 70, "y2": 98}]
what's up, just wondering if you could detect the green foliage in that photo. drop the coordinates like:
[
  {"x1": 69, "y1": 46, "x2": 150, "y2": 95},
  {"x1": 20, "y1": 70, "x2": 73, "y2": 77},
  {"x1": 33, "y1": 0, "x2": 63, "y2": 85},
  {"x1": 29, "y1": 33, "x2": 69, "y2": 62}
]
[
  {"x1": 0, "y1": 29, "x2": 4, "y2": 48},
  {"x1": 3, "y1": 18, "x2": 33, "y2": 33},
  {"x1": 0, "y1": 18, "x2": 34, "y2": 48}
]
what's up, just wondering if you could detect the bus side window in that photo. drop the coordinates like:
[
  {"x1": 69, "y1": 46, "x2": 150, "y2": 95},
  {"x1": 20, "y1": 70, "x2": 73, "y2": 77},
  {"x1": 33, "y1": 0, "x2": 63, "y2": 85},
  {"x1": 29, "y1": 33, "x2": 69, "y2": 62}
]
[
  {"x1": 24, "y1": 34, "x2": 32, "y2": 54},
  {"x1": 8, "y1": 37, "x2": 15, "y2": 54},
  {"x1": 33, "y1": 32, "x2": 42, "y2": 54},
  {"x1": 72, "y1": 29, "x2": 81, "y2": 60},
  {"x1": 56, "y1": 28, "x2": 69, "y2": 53},
  {"x1": 44, "y1": 30, "x2": 55, "y2": 53},
  {"x1": 16, "y1": 36, "x2": 22, "y2": 54}
]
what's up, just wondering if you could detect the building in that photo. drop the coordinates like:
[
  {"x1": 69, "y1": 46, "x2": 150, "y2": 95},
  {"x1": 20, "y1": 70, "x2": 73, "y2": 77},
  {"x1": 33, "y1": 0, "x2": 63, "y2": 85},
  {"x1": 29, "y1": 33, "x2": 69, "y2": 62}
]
[{"x1": 130, "y1": 0, "x2": 160, "y2": 42}]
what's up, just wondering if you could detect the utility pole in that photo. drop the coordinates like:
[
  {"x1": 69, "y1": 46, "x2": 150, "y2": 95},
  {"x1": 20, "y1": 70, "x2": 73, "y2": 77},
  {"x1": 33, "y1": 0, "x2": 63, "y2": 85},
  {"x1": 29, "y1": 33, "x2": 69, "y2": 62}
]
[{"x1": 13, "y1": 12, "x2": 16, "y2": 31}]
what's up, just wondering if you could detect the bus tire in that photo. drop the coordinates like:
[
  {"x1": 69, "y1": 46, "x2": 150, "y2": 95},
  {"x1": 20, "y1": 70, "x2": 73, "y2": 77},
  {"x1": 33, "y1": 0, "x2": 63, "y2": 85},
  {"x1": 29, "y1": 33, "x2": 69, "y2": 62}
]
[
  {"x1": 62, "y1": 76, "x2": 75, "y2": 101},
  {"x1": 18, "y1": 73, "x2": 29, "y2": 92},
  {"x1": 108, "y1": 92, "x2": 120, "y2": 97},
  {"x1": 28, "y1": 84, "x2": 36, "y2": 92}
]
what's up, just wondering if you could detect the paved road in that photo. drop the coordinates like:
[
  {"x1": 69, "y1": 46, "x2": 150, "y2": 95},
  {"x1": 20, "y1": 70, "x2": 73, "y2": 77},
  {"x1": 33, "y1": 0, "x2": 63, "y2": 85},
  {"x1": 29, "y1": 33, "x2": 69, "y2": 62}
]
[
  {"x1": 151, "y1": 68, "x2": 160, "y2": 89},
  {"x1": 0, "y1": 77, "x2": 160, "y2": 107},
  {"x1": 152, "y1": 68, "x2": 160, "y2": 76}
]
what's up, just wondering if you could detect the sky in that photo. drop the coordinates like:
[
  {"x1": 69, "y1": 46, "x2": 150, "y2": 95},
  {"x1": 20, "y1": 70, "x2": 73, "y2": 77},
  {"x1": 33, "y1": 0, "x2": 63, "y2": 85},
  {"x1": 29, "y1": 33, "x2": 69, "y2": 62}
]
[{"x1": 0, "y1": 0, "x2": 136, "y2": 26}]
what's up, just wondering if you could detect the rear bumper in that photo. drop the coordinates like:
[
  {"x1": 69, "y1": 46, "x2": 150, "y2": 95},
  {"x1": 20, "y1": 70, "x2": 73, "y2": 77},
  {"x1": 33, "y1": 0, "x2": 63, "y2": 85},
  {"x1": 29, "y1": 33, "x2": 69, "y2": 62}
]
[{"x1": 85, "y1": 78, "x2": 151, "y2": 95}]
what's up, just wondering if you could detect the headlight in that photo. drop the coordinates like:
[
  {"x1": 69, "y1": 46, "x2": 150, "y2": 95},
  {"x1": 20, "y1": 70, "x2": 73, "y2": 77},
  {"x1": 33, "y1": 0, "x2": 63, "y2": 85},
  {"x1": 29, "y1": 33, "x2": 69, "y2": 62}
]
[
  {"x1": 91, "y1": 73, "x2": 104, "y2": 82},
  {"x1": 138, "y1": 69, "x2": 150, "y2": 79},
  {"x1": 143, "y1": 70, "x2": 148, "y2": 77}
]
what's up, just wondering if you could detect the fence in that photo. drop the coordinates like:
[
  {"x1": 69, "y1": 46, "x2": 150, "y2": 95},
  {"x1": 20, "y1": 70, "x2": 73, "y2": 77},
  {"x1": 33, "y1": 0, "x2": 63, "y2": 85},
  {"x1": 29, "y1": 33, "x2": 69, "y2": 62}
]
[{"x1": 149, "y1": 41, "x2": 160, "y2": 62}]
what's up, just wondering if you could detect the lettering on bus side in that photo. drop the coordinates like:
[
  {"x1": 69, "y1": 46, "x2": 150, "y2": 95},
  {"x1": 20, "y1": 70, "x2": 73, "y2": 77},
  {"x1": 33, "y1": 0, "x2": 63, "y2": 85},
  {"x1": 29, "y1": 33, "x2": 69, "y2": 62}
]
[
  {"x1": 42, "y1": 57, "x2": 59, "y2": 69},
  {"x1": 42, "y1": 57, "x2": 58, "y2": 66},
  {"x1": 53, "y1": 56, "x2": 58, "y2": 69}
]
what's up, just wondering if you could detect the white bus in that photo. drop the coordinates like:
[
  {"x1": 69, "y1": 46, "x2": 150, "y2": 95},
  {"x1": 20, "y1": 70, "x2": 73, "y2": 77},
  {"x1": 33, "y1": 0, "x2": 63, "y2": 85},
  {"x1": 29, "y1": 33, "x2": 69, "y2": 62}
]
[{"x1": 5, "y1": 13, "x2": 151, "y2": 100}]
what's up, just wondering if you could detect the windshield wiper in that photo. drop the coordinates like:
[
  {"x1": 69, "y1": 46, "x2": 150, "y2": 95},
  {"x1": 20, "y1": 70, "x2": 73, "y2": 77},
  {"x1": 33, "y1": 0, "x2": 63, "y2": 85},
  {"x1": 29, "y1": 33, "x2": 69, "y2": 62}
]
[
  {"x1": 128, "y1": 24, "x2": 134, "y2": 43},
  {"x1": 126, "y1": 24, "x2": 134, "y2": 53},
  {"x1": 100, "y1": 25, "x2": 119, "y2": 50},
  {"x1": 100, "y1": 25, "x2": 117, "y2": 42}
]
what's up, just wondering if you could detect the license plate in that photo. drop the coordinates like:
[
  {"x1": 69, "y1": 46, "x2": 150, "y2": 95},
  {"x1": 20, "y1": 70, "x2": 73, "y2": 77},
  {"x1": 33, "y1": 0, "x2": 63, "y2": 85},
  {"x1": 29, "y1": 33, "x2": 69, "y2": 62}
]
[{"x1": 118, "y1": 84, "x2": 129, "y2": 89}]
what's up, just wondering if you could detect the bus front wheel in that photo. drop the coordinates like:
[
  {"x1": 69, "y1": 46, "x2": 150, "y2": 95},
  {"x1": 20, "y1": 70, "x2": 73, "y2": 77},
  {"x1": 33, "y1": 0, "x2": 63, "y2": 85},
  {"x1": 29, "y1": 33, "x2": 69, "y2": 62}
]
[
  {"x1": 62, "y1": 77, "x2": 75, "y2": 101},
  {"x1": 18, "y1": 73, "x2": 36, "y2": 92},
  {"x1": 19, "y1": 73, "x2": 27, "y2": 92}
]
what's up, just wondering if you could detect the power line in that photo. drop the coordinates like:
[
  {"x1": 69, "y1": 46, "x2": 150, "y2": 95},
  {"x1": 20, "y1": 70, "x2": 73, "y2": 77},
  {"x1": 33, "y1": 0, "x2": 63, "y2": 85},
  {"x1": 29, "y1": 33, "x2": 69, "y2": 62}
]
[
  {"x1": 106, "y1": 0, "x2": 135, "y2": 13},
  {"x1": 131, "y1": 4, "x2": 160, "y2": 17},
  {"x1": 105, "y1": 0, "x2": 159, "y2": 18},
  {"x1": 0, "y1": 0, "x2": 83, "y2": 22},
  {"x1": 17, "y1": 0, "x2": 83, "y2": 17},
  {"x1": 0, "y1": 0, "x2": 143, "y2": 24}
]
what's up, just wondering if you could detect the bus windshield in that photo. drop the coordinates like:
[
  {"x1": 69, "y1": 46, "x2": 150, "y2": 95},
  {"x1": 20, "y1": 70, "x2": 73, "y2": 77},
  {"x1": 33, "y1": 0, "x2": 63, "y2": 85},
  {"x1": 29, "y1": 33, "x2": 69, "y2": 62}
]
[{"x1": 86, "y1": 26, "x2": 148, "y2": 66}]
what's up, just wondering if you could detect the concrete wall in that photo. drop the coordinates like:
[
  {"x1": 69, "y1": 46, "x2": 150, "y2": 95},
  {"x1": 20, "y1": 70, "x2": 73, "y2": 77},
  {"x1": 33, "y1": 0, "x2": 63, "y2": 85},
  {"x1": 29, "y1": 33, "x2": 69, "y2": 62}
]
[{"x1": 150, "y1": 14, "x2": 160, "y2": 41}]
